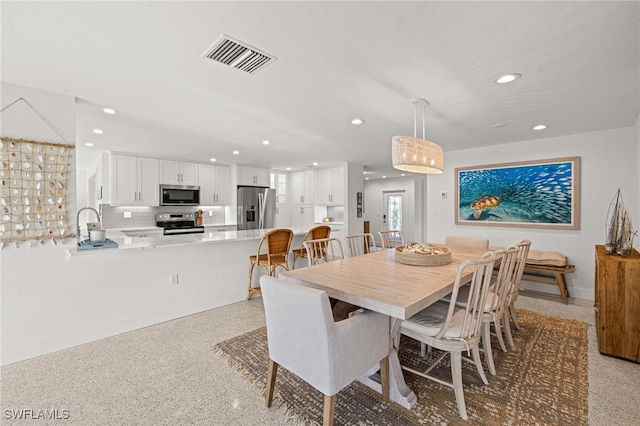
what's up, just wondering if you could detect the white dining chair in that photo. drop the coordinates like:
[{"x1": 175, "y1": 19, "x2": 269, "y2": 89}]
[
  {"x1": 443, "y1": 246, "x2": 519, "y2": 375},
  {"x1": 378, "y1": 230, "x2": 405, "y2": 248},
  {"x1": 504, "y1": 240, "x2": 532, "y2": 343},
  {"x1": 304, "y1": 237, "x2": 344, "y2": 265},
  {"x1": 399, "y1": 251, "x2": 497, "y2": 420},
  {"x1": 260, "y1": 276, "x2": 390, "y2": 426},
  {"x1": 344, "y1": 233, "x2": 377, "y2": 257}
]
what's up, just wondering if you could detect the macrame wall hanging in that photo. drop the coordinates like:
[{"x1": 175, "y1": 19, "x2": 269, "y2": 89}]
[{"x1": 0, "y1": 98, "x2": 75, "y2": 248}]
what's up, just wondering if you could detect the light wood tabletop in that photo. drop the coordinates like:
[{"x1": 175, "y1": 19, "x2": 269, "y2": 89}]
[
  {"x1": 280, "y1": 244, "x2": 496, "y2": 409},
  {"x1": 280, "y1": 245, "x2": 492, "y2": 320}
]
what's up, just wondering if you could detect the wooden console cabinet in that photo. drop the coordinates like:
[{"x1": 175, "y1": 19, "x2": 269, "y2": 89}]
[{"x1": 594, "y1": 245, "x2": 640, "y2": 363}]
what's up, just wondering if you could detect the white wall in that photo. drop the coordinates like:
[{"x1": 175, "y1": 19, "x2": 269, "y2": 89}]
[
  {"x1": 363, "y1": 176, "x2": 423, "y2": 244},
  {"x1": 425, "y1": 126, "x2": 638, "y2": 300}
]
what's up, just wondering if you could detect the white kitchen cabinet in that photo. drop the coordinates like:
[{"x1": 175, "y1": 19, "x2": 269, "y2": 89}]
[
  {"x1": 270, "y1": 171, "x2": 288, "y2": 205},
  {"x1": 290, "y1": 206, "x2": 314, "y2": 229},
  {"x1": 110, "y1": 154, "x2": 159, "y2": 206},
  {"x1": 237, "y1": 166, "x2": 270, "y2": 186},
  {"x1": 318, "y1": 167, "x2": 344, "y2": 205},
  {"x1": 273, "y1": 205, "x2": 290, "y2": 229},
  {"x1": 329, "y1": 224, "x2": 344, "y2": 258},
  {"x1": 291, "y1": 170, "x2": 315, "y2": 205},
  {"x1": 198, "y1": 164, "x2": 231, "y2": 205},
  {"x1": 160, "y1": 160, "x2": 198, "y2": 185}
]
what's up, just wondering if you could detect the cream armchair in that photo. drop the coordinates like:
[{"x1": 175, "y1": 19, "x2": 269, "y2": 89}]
[{"x1": 260, "y1": 276, "x2": 389, "y2": 426}]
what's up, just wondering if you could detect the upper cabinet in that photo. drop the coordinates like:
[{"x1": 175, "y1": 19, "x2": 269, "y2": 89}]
[
  {"x1": 160, "y1": 160, "x2": 198, "y2": 185},
  {"x1": 291, "y1": 170, "x2": 315, "y2": 205},
  {"x1": 110, "y1": 154, "x2": 159, "y2": 206},
  {"x1": 317, "y1": 167, "x2": 344, "y2": 205},
  {"x1": 237, "y1": 166, "x2": 270, "y2": 186},
  {"x1": 270, "y1": 171, "x2": 288, "y2": 205},
  {"x1": 198, "y1": 164, "x2": 231, "y2": 206}
]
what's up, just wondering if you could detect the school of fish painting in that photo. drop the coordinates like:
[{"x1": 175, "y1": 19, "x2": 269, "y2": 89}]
[{"x1": 456, "y1": 158, "x2": 579, "y2": 229}]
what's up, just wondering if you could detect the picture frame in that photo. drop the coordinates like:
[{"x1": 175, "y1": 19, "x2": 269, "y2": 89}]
[{"x1": 455, "y1": 156, "x2": 580, "y2": 230}]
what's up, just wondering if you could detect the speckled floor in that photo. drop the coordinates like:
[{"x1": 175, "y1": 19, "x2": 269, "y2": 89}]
[{"x1": 1, "y1": 291, "x2": 639, "y2": 425}]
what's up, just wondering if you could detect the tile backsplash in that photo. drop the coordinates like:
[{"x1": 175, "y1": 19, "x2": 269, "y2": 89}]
[{"x1": 100, "y1": 205, "x2": 229, "y2": 229}]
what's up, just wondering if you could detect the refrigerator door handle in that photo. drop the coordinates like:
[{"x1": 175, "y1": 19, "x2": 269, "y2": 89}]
[{"x1": 258, "y1": 192, "x2": 265, "y2": 229}]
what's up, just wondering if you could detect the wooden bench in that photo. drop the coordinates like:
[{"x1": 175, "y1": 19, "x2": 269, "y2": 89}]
[{"x1": 522, "y1": 263, "x2": 575, "y2": 305}]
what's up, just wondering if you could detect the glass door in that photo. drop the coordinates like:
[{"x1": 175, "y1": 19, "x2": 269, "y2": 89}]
[{"x1": 383, "y1": 191, "x2": 404, "y2": 232}]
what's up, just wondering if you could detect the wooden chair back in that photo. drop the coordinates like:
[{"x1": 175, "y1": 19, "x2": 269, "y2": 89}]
[
  {"x1": 304, "y1": 238, "x2": 344, "y2": 266},
  {"x1": 378, "y1": 230, "x2": 405, "y2": 248},
  {"x1": 344, "y1": 233, "x2": 376, "y2": 257}
]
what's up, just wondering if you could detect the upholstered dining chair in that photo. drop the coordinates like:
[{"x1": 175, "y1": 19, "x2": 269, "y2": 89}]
[
  {"x1": 378, "y1": 230, "x2": 405, "y2": 248},
  {"x1": 344, "y1": 233, "x2": 377, "y2": 257},
  {"x1": 504, "y1": 240, "x2": 532, "y2": 345},
  {"x1": 291, "y1": 225, "x2": 331, "y2": 269},
  {"x1": 399, "y1": 251, "x2": 497, "y2": 420},
  {"x1": 443, "y1": 246, "x2": 519, "y2": 376},
  {"x1": 445, "y1": 235, "x2": 489, "y2": 249},
  {"x1": 247, "y1": 228, "x2": 293, "y2": 300},
  {"x1": 260, "y1": 276, "x2": 390, "y2": 426}
]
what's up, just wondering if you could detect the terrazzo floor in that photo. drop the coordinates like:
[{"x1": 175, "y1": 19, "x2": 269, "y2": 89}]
[{"x1": 1, "y1": 291, "x2": 639, "y2": 425}]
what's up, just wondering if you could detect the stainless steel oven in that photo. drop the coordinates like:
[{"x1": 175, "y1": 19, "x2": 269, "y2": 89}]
[
  {"x1": 160, "y1": 185, "x2": 200, "y2": 206},
  {"x1": 156, "y1": 213, "x2": 204, "y2": 235}
]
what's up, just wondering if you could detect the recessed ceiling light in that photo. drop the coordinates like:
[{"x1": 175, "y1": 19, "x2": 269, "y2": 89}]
[
  {"x1": 351, "y1": 118, "x2": 364, "y2": 125},
  {"x1": 533, "y1": 124, "x2": 548, "y2": 130},
  {"x1": 85, "y1": 142, "x2": 94, "y2": 147},
  {"x1": 286, "y1": 167, "x2": 291, "y2": 171},
  {"x1": 262, "y1": 140, "x2": 269, "y2": 145},
  {"x1": 312, "y1": 162, "x2": 318, "y2": 166},
  {"x1": 103, "y1": 108, "x2": 117, "y2": 114},
  {"x1": 365, "y1": 177, "x2": 369, "y2": 180},
  {"x1": 232, "y1": 150, "x2": 240, "y2": 155},
  {"x1": 93, "y1": 129, "x2": 103, "y2": 134},
  {"x1": 493, "y1": 123, "x2": 507, "y2": 128},
  {"x1": 401, "y1": 173, "x2": 406, "y2": 177},
  {"x1": 495, "y1": 73, "x2": 521, "y2": 84},
  {"x1": 210, "y1": 158, "x2": 217, "y2": 162},
  {"x1": 382, "y1": 175, "x2": 387, "y2": 179}
]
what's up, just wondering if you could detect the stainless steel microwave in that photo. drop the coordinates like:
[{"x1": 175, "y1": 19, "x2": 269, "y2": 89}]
[{"x1": 160, "y1": 184, "x2": 200, "y2": 206}]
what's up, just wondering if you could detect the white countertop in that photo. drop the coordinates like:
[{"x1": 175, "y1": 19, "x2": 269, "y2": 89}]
[{"x1": 70, "y1": 227, "x2": 308, "y2": 255}]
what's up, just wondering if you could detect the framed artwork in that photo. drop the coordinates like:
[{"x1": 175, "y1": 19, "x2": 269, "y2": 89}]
[{"x1": 455, "y1": 156, "x2": 580, "y2": 230}]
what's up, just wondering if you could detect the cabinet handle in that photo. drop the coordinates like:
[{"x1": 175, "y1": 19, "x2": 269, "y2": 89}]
[
  {"x1": 301, "y1": 195, "x2": 304, "y2": 203},
  {"x1": 300, "y1": 207, "x2": 304, "y2": 214}
]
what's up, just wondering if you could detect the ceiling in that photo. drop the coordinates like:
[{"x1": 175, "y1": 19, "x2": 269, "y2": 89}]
[{"x1": 2, "y1": 1, "x2": 639, "y2": 179}]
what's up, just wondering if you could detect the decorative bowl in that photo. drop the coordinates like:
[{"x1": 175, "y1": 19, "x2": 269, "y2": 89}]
[{"x1": 395, "y1": 243, "x2": 451, "y2": 266}]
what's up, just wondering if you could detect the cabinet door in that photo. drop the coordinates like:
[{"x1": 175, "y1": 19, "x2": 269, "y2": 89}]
[
  {"x1": 290, "y1": 206, "x2": 314, "y2": 228},
  {"x1": 238, "y1": 166, "x2": 269, "y2": 186},
  {"x1": 330, "y1": 167, "x2": 344, "y2": 205},
  {"x1": 137, "y1": 157, "x2": 159, "y2": 206},
  {"x1": 273, "y1": 205, "x2": 290, "y2": 228},
  {"x1": 318, "y1": 169, "x2": 332, "y2": 204},
  {"x1": 291, "y1": 170, "x2": 314, "y2": 205},
  {"x1": 318, "y1": 167, "x2": 344, "y2": 205},
  {"x1": 214, "y1": 165, "x2": 231, "y2": 205},
  {"x1": 111, "y1": 154, "x2": 137, "y2": 206},
  {"x1": 271, "y1": 172, "x2": 288, "y2": 205},
  {"x1": 160, "y1": 160, "x2": 181, "y2": 184},
  {"x1": 198, "y1": 164, "x2": 216, "y2": 205},
  {"x1": 180, "y1": 162, "x2": 198, "y2": 186}
]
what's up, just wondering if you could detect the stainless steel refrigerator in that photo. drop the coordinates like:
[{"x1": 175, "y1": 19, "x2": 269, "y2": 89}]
[{"x1": 237, "y1": 186, "x2": 276, "y2": 230}]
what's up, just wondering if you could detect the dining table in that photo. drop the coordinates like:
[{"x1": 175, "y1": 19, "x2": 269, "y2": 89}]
[{"x1": 280, "y1": 244, "x2": 495, "y2": 409}]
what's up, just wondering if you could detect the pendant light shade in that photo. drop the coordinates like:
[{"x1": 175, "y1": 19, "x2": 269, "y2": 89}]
[{"x1": 392, "y1": 99, "x2": 443, "y2": 174}]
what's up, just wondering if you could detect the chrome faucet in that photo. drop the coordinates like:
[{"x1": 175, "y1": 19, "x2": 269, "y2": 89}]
[{"x1": 76, "y1": 207, "x2": 101, "y2": 240}]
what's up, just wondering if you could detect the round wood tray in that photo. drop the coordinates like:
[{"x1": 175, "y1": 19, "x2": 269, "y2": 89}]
[{"x1": 395, "y1": 243, "x2": 452, "y2": 266}]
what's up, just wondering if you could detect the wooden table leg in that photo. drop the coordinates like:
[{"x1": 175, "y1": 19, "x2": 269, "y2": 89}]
[
  {"x1": 554, "y1": 272, "x2": 569, "y2": 304},
  {"x1": 358, "y1": 317, "x2": 417, "y2": 409}
]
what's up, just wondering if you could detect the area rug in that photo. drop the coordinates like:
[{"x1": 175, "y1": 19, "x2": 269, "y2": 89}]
[{"x1": 213, "y1": 309, "x2": 588, "y2": 425}]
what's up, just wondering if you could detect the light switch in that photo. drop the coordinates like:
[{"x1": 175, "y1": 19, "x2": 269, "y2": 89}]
[
  {"x1": 123, "y1": 211, "x2": 132, "y2": 219},
  {"x1": 441, "y1": 191, "x2": 448, "y2": 199}
]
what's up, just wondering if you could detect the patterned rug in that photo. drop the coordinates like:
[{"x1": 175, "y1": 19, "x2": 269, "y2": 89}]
[{"x1": 213, "y1": 309, "x2": 588, "y2": 425}]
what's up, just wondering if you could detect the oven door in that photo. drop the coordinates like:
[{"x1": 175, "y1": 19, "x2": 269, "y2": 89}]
[{"x1": 160, "y1": 185, "x2": 200, "y2": 206}]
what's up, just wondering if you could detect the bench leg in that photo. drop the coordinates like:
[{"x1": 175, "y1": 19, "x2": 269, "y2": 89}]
[{"x1": 554, "y1": 272, "x2": 569, "y2": 305}]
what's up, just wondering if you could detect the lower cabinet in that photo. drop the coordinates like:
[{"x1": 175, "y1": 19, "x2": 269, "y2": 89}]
[
  {"x1": 290, "y1": 206, "x2": 314, "y2": 229},
  {"x1": 594, "y1": 245, "x2": 640, "y2": 363}
]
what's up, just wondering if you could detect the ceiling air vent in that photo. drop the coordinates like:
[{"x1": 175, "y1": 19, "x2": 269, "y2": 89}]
[{"x1": 201, "y1": 34, "x2": 277, "y2": 75}]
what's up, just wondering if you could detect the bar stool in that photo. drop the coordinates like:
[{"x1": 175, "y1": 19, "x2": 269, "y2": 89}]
[
  {"x1": 247, "y1": 228, "x2": 293, "y2": 300},
  {"x1": 291, "y1": 225, "x2": 331, "y2": 269}
]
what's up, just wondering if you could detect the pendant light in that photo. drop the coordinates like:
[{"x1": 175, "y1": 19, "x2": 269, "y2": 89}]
[{"x1": 392, "y1": 98, "x2": 443, "y2": 174}]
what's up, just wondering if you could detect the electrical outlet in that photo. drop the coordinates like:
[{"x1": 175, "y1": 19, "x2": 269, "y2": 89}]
[
  {"x1": 169, "y1": 274, "x2": 179, "y2": 286},
  {"x1": 440, "y1": 191, "x2": 448, "y2": 199},
  {"x1": 208, "y1": 210, "x2": 213, "y2": 217},
  {"x1": 123, "y1": 211, "x2": 132, "y2": 219}
]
